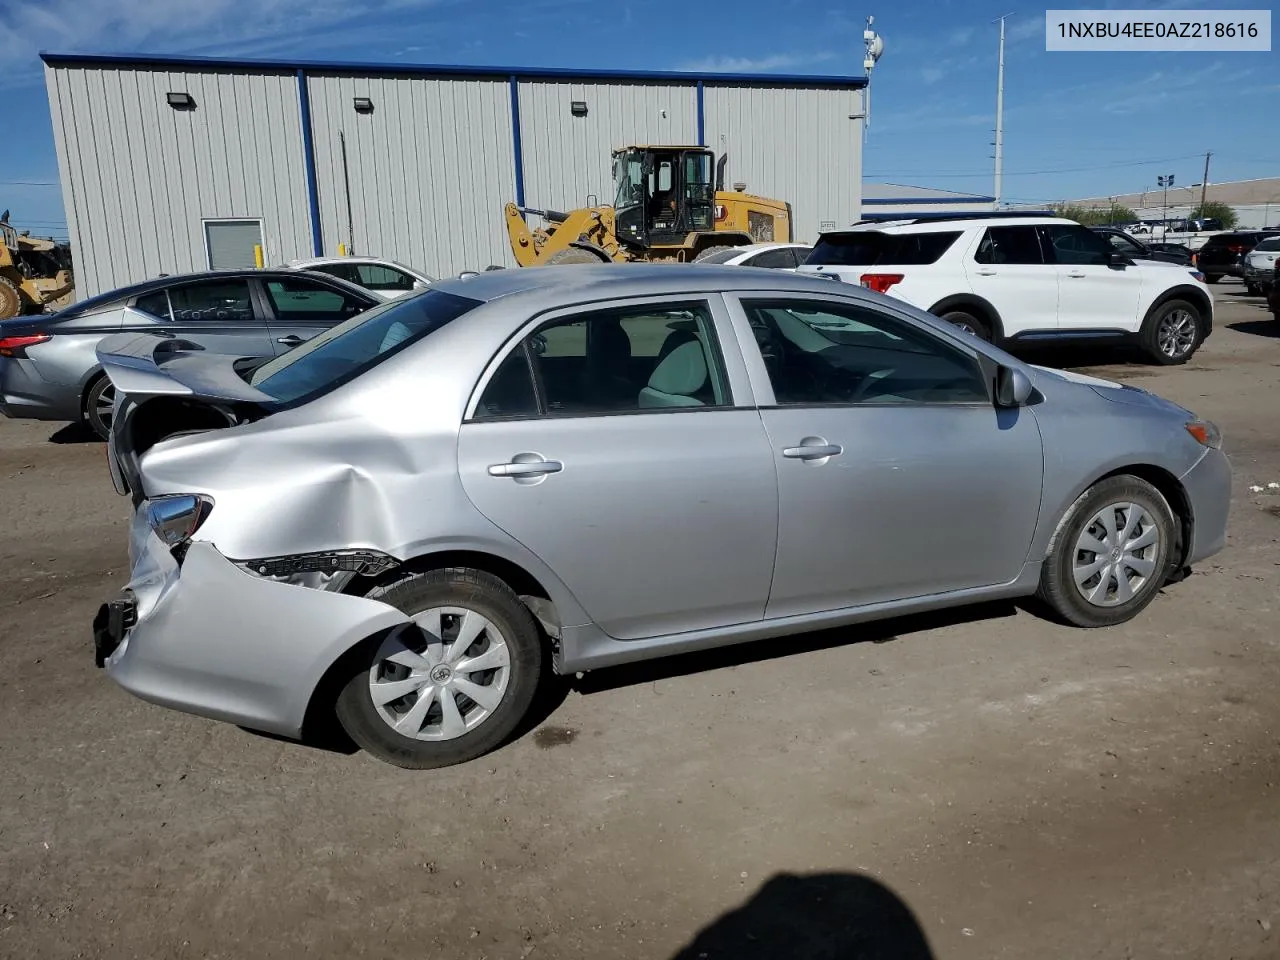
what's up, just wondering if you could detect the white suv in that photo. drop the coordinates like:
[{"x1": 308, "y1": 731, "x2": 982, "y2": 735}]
[{"x1": 797, "y1": 215, "x2": 1213, "y2": 364}]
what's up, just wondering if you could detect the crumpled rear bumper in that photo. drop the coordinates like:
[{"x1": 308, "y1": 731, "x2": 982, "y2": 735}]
[{"x1": 101, "y1": 510, "x2": 409, "y2": 737}]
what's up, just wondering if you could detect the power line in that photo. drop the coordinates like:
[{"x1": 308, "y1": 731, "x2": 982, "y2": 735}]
[
  {"x1": 0, "y1": 180, "x2": 60, "y2": 186},
  {"x1": 866, "y1": 153, "x2": 1207, "y2": 180}
]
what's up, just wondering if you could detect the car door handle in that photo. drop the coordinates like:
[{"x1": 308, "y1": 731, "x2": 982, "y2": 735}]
[
  {"x1": 276, "y1": 335, "x2": 306, "y2": 346},
  {"x1": 975, "y1": 269, "x2": 997, "y2": 276},
  {"x1": 1066, "y1": 271, "x2": 1087, "y2": 278},
  {"x1": 782, "y1": 441, "x2": 843, "y2": 461},
  {"x1": 488, "y1": 458, "x2": 564, "y2": 478}
]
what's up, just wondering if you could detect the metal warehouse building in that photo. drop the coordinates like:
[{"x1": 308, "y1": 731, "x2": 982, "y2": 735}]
[{"x1": 41, "y1": 53, "x2": 867, "y2": 299}]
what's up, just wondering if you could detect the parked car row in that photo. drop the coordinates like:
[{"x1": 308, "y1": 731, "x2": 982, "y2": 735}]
[
  {"x1": 0, "y1": 217, "x2": 1223, "y2": 440},
  {"x1": 90, "y1": 265, "x2": 1232, "y2": 769}
]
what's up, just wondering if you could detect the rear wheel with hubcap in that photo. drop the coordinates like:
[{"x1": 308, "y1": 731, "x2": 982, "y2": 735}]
[
  {"x1": 939, "y1": 309, "x2": 991, "y2": 341},
  {"x1": 1140, "y1": 299, "x2": 1202, "y2": 365},
  {"x1": 84, "y1": 375, "x2": 116, "y2": 440},
  {"x1": 1037, "y1": 475, "x2": 1176, "y2": 628},
  {"x1": 335, "y1": 568, "x2": 543, "y2": 769}
]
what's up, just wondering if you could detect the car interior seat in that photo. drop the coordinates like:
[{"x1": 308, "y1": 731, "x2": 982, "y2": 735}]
[{"x1": 638, "y1": 340, "x2": 709, "y2": 407}]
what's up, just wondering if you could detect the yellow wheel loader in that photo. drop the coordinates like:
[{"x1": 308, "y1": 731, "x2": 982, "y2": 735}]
[
  {"x1": 0, "y1": 220, "x2": 74, "y2": 320},
  {"x1": 505, "y1": 145, "x2": 791, "y2": 266}
]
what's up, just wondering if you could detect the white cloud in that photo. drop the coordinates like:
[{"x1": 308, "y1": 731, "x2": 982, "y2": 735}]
[
  {"x1": 677, "y1": 52, "x2": 838, "y2": 73},
  {"x1": 1005, "y1": 14, "x2": 1046, "y2": 44},
  {"x1": 0, "y1": 0, "x2": 449, "y2": 65},
  {"x1": 948, "y1": 27, "x2": 974, "y2": 47}
]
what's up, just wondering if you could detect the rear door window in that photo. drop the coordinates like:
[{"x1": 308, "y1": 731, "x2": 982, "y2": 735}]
[
  {"x1": 974, "y1": 227, "x2": 1045, "y2": 265},
  {"x1": 356, "y1": 263, "x2": 418, "y2": 292},
  {"x1": 166, "y1": 279, "x2": 256, "y2": 322},
  {"x1": 809, "y1": 231, "x2": 962, "y2": 266},
  {"x1": 1042, "y1": 225, "x2": 1111, "y2": 266},
  {"x1": 746, "y1": 247, "x2": 799, "y2": 269}
]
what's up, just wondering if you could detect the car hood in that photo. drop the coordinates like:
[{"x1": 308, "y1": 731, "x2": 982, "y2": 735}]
[{"x1": 1029, "y1": 364, "x2": 1193, "y2": 417}]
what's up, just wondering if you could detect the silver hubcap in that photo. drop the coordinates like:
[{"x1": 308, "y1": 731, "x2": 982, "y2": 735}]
[
  {"x1": 1156, "y1": 309, "x2": 1197, "y2": 358},
  {"x1": 1072, "y1": 502, "x2": 1161, "y2": 608},
  {"x1": 367, "y1": 607, "x2": 511, "y2": 741},
  {"x1": 949, "y1": 318, "x2": 978, "y2": 336},
  {"x1": 95, "y1": 382, "x2": 116, "y2": 427}
]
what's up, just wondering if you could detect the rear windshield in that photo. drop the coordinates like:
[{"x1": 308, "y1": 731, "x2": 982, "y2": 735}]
[
  {"x1": 807, "y1": 231, "x2": 961, "y2": 266},
  {"x1": 1254, "y1": 238, "x2": 1280, "y2": 252},
  {"x1": 249, "y1": 289, "x2": 481, "y2": 405},
  {"x1": 695, "y1": 248, "x2": 744, "y2": 264},
  {"x1": 1203, "y1": 233, "x2": 1259, "y2": 248}
]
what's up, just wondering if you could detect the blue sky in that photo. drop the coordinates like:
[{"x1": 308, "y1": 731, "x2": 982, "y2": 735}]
[{"x1": 1, "y1": 0, "x2": 1276, "y2": 242}]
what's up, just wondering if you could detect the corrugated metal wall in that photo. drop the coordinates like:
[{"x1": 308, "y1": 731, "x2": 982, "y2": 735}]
[
  {"x1": 517, "y1": 81, "x2": 698, "y2": 214},
  {"x1": 44, "y1": 64, "x2": 314, "y2": 298},
  {"x1": 703, "y1": 85, "x2": 863, "y2": 242},
  {"x1": 45, "y1": 59, "x2": 864, "y2": 298},
  {"x1": 306, "y1": 73, "x2": 517, "y2": 275}
]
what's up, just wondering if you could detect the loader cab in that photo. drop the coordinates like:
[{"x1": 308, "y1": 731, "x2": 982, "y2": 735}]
[{"x1": 613, "y1": 146, "x2": 715, "y2": 249}]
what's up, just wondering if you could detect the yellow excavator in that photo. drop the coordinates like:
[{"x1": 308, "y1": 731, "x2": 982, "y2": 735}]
[
  {"x1": 0, "y1": 217, "x2": 74, "y2": 320},
  {"x1": 505, "y1": 145, "x2": 791, "y2": 266}
]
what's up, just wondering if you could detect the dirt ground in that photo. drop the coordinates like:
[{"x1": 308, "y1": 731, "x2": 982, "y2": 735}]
[{"x1": 3, "y1": 283, "x2": 1280, "y2": 960}]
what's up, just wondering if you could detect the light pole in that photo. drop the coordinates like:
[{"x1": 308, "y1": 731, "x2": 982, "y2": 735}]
[{"x1": 1158, "y1": 174, "x2": 1174, "y2": 229}]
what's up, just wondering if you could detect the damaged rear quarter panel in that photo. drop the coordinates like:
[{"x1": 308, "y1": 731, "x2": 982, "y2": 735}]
[{"x1": 133, "y1": 313, "x2": 592, "y2": 631}]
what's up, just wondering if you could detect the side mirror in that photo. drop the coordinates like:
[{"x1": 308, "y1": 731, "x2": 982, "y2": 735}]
[
  {"x1": 457, "y1": 271, "x2": 480, "y2": 280},
  {"x1": 1108, "y1": 250, "x2": 1132, "y2": 268},
  {"x1": 995, "y1": 366, "x2": 1034, "y2": 408},
  {"x1": 412, "y1": 279, "x2": 428, "y2": 290}
]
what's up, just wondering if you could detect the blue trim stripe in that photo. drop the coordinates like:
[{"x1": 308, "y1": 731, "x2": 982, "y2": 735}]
[
  {"x1": 509, "y1": 76, "x2": 525, "y2": 210},
  {"x1": 296, "y1": 69, "x2": 323, "y2": 257},
  {"x1": 39, "y1": 51, "x2": 866, "y2": 89},
  {"x1": 696, "y1": 81, "x2": 705, "y2": 146},
  {"x1": 864, "y1": 195, "x2": 997, "y2": 205}
]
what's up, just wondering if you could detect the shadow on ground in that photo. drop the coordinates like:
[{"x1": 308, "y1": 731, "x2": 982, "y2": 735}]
[
  {"x1": 48, "y1": 422, "x2": 101, "y2": 444},
  {"x1": 669, "y1": 872, "x2": 934, "y2": 960},
  {"x1": 1227, "y1": 319, "x2": 1278, "y2": 339},
  {"x1": 574, "y1": 600, "x2": 1017, "y2": 695}
]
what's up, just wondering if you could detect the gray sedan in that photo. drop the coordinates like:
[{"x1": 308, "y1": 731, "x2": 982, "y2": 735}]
[
  {"x1": 0, "y1": 269, "x2": 377, "y2": 438},
  {"x1": 92, "y1": 266, "x2": 1231, "y2": 769}
]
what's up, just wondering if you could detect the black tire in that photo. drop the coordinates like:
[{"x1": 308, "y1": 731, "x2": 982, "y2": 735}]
[
  {"x1": 83, "y1": 374, "x2": 115, "y2": 440},
  {"x1": 1139, "y1": 299, "x2": 1203, "y2": 365},
  {"x1": 546, "y1": 247, "x2": 608, "y2": 265},
  {"x1": 1245, "y1": 282, "x2": 1260, "y2": 296},
  {"x1": 939, "y1": 309, "x2": 992, "y2": 341},
  {"x1": 0, "y1": 275, "x2": 21, "y2": 321},
  {"x1": 1036, "y1": 476, "x2": 1176, "y2": 628},
  {"x1": 1203, "y1": 273, "x2": 1221, "y2": 284},
  {"x1": 335, "y1": 568, "x2": 543, "y2": 769}
]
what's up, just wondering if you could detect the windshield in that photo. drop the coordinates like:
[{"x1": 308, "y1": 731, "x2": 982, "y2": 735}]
[
  {"x1": 1253, "y1": 238, "x2": 1280, "y2": 252},
  {"x1": 249, "y1": 289, "x2": 481, "y2": 404},
  {"x1": 613, "y1": 151, "x2": 644, "y2": 210}
]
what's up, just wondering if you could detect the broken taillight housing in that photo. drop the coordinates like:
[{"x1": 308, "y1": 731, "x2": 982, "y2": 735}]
[
  {"x1": 238, "y1": 550, "x2": 399, "y2": 580},
  {"x1": 0, "y1": 333, "x2": 51, "y2": 358}
]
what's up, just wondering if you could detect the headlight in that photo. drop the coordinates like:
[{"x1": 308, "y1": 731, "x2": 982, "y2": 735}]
[
  {"x1": 1189, "y1": 271, "x2": 1206, "y2": 282},
  {"x1": 146, "y1": 495, "x2": 213, "y2": 546},
  {"x1": 1185, "y1": 420, "x2": 1222, "y2": 450}
]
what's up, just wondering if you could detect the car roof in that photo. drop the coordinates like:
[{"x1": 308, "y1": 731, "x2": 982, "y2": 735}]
[
  {"x1": 429, "y1": 263, "x2": 864, "y2": 306},
  {"x1": 824, "y1": 216, "x2": 1077, "y2": 236},
  {"x1": 732, "y1": 242, "x2": 812, "y2": 252}
]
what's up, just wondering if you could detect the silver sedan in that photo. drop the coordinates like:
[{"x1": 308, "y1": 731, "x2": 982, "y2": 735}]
[{"x1": 93, "y1": 265, "x2": 1231, "y2": 768}]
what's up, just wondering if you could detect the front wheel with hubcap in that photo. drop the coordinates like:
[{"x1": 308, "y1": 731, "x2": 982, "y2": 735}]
[
  {"x1": 1140, "y1": 299, "x2": 1202, "y2": 365},
  {"x1": 84, "y1": 375, "x2": 116, "y2": 440},
  {"x1": 1037, "y1": 475, "x2": 1176, "y2": 628},
  {"x1": 335, "y1": 568, "x2": 543, "y2": 769}
]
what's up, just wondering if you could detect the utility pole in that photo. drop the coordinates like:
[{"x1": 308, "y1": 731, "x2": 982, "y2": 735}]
[
  {"x1": 1158, "y1": 174, "x2": 1174, "y2": 229},
  {"x1": 993, "y1": 14, "x2": 1011, "y2": 208},
  {"x1": 1198, "y1": 151, "x2": 1211, "y2": 214}
]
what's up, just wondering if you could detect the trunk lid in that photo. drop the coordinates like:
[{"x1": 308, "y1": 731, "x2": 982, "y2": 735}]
[{"x1": 96, "y1": 333, "x2": 276, "y2": 502}]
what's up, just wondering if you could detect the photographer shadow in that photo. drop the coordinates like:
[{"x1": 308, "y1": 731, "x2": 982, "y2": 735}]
[{"x1": 670, "y1": 871, "x2": 934, "y2": 960}]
